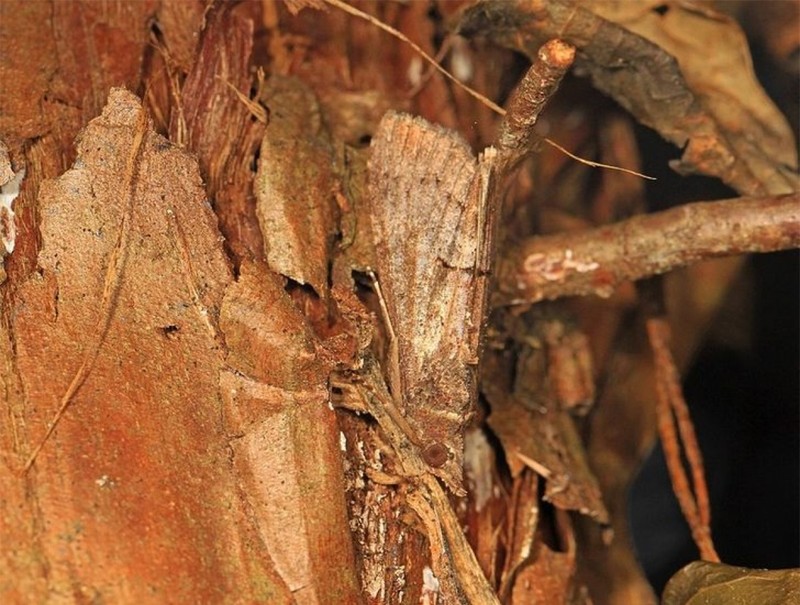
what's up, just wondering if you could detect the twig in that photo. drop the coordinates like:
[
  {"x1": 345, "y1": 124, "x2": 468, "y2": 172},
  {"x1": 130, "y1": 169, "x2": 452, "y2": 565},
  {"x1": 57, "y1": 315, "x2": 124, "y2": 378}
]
[
  {"x1": 23, "y1": 108, "x2": 149, "y2": 473},
  {"x1": 322, "y1": 0, "x2": 654, "y2": 180},
  {"x1": 647, "y1": 316, "x2": 719, "y2": 562},
  {"x1": 497, "y1": 192, "x2": 800, "y2": 305},
  {"x1": 495, "y1": 39, "x2": 575, "y2": 171}
]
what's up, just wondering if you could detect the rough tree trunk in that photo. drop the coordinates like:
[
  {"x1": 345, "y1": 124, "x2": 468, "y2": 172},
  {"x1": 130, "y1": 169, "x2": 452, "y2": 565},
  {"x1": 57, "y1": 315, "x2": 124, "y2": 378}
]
[{"x1": 1, "y1": 1, "x2": 797, "y2": 604}]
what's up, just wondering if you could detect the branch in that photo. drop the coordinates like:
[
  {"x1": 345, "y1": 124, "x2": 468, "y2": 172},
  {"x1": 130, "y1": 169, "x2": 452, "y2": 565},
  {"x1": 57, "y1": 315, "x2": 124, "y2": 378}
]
[
  {"x1": 496, "y1": 193, "x2": 800, "y2": 305},
  {"x1": 495, "y1": 39, "x2": 575, "y2": 165}
]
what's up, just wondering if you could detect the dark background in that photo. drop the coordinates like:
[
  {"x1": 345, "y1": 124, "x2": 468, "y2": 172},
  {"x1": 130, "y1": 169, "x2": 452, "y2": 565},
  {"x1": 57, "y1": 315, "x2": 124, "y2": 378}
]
[{"x1": 628, "y1": 2, "x2": 800, "y2": 594}]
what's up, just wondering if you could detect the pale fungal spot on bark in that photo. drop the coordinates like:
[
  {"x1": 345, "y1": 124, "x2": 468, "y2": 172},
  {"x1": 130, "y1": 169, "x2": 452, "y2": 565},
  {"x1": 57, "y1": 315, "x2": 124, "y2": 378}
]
[
  {"x1": 521, "y1": 248, "x2": 600, "y2": 286},
  {"x1": 0, "y1": 167, "x2": 24, "y2": 254},
  {"x1": 407, "y1": 56, "x2": 423, "y2": 87},
  {"x1": 422, "y1": 566, "x2": 440, "y2": 595}
]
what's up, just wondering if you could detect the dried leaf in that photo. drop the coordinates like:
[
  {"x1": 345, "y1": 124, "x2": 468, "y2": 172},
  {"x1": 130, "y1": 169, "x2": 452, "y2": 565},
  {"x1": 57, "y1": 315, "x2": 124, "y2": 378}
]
[
  {"x1": 663, "y1": 561, "x2": 800, "y2": 605},
  {"x1": 510, "y1": 519, "x2": 581, "y2": 605},
  {"x1": 576, "y1": 341, "x2": 662, "y2": 605},
  {"x1": 458, "y1": 0, "x2": 799, "y2": 195},
  {"x1": 542, "y1": 320, "x2": 595, "y2": 415},
  {"x1": 499, "y1": 471, "x2": 540, "y2": 597},
  {"x1": 486, "y1": 390, "x2": 609, "y2": 524},
  {"x1": 589, "y1": 0, "x2": 796, "y2": 180}
]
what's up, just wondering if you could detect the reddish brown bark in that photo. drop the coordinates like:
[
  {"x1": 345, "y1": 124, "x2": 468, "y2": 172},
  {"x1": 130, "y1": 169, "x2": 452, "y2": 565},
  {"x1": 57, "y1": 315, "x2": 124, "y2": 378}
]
[{"x1": 1, "y1": 1, "x2": 797, "y2": 604}]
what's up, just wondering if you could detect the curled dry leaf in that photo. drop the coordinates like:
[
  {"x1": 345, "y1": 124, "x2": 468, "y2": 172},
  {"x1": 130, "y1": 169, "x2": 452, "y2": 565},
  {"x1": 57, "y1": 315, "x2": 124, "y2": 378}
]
[
  {"x1": 663, "y1": 561, "x2": 800, "y2": 605},
  {"x1": 498, "y1": 470, "x2": 540, "y2": 599},
  {"x1": 483, "y1": 317, "x2": 608, "y2": 525},
  {"x1": 510, "y1": 511, "x2": 582, "y2": 605},
  {"x1": 485, "y1": 388, "x2": 609, "y2": 525},
  {"x1": 589, "y1": 0, "x2": 796, "y2": 185},
  {"x1": 458, "y1": 0, "x2": 799, "y2": 195}
]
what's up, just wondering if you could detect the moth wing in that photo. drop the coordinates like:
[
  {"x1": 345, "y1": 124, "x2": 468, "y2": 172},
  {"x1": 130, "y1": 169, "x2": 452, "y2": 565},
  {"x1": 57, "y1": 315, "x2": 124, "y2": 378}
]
[{"x1": 369, "y1": 112, "x2": 482, "y2": 490}]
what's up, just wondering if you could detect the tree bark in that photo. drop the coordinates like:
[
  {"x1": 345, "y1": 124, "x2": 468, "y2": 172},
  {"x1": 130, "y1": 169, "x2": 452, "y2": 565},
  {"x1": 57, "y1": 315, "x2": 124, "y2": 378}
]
[{"x1": 1, "y1": 1, "x2": 797, "y2": 604}]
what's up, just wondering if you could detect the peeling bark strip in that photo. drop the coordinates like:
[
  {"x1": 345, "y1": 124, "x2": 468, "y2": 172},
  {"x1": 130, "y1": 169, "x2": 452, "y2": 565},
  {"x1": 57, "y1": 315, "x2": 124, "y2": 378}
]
[
  {"x1": 256, "y1": 76, "x2": 339, "y2": 296},
  {"x1": 220, "y1": 262, "x2": 361, "y2": 604},
  {"x1": 23, "y1": 94, "x2": 150, "y2": 472},
  {"x1": 497, "y1": 193, "x2": 800, "y2": 305}
]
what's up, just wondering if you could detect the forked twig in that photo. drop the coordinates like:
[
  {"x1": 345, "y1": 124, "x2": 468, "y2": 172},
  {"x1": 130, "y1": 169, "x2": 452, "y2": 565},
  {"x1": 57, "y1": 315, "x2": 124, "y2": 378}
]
[{"x1": 647, "y1": 315, "x2": 719, "y2": 562}]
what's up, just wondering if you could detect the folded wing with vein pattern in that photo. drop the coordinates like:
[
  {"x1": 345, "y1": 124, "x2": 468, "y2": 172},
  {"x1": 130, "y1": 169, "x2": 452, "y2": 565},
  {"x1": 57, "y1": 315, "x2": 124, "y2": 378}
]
[{"x1": 368, "y1": 111, "x2": 490, "y2": 493}]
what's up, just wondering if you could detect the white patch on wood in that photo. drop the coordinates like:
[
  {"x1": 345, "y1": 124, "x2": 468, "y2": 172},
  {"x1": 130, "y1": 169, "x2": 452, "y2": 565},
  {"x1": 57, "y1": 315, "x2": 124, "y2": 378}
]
[{"x1": 0, "y1": 167, "x2": 24, "y2": 254}]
